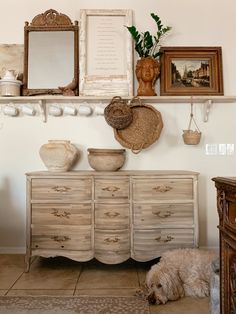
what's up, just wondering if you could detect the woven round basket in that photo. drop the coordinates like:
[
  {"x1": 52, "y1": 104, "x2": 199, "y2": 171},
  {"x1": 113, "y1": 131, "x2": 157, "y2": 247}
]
[
  {"x1": 182, "y1": 130, "x2": 201, "y2": 145},
  {"x1": 104, "y1": 96, "x2": 133, "y2": 130},
  {"x1": 114, "y1": 97, "x2": 163, "y2": 154},
  {"x1": 182, "y1": 101, "x2": 201, "y2": 145}
]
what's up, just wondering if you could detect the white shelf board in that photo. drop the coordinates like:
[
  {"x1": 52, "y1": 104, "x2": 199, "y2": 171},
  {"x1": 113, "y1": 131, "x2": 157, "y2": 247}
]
[
  {"x1": 0, "y1": 95, "x2": 235, "y2": 103},
  {"x1": 0, "y1": 95, "x2": 235, "y2": 123}
]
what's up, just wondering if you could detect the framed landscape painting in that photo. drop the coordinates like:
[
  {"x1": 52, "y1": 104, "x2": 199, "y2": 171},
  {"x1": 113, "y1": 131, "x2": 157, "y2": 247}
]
[{"x1": 160, "y1": 47, "x2": 223, "y2": 96}]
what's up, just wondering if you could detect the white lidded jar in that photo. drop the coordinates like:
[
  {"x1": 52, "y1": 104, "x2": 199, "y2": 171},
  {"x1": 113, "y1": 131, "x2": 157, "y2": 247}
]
[
  {"x1": 39, "y1": 140, "x2": 79, "y2": 172},
  {"x1": 0, "y1": 68, "x2": 21, "y2": 96},
  {"x1": 0, "y1": 78, "x2": 22, "y2": 96}
]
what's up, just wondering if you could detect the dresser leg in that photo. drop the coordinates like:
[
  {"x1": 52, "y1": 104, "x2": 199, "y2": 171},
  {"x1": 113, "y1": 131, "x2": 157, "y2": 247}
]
[{"x1": 24, "y1": 254, "x2": 31, "y2": 272}]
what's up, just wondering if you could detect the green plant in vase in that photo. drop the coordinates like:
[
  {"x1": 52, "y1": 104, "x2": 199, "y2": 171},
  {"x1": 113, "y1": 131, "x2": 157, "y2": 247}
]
[{"x1": 126, "y1": 13, "x2": 171, "y2": 96}]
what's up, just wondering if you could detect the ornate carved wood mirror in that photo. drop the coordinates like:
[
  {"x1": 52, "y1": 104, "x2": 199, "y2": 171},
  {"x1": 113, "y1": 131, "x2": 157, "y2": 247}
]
[{"x1": 23, "y1": 9, "x2": 79, "y2": 96}]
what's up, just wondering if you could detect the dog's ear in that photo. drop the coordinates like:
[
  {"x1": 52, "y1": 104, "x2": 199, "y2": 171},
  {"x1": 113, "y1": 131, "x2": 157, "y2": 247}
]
[
  {"x1": 162, "y1": 267, "x2": 184, "y2": 301},
  {"x1": 175, "y1": 270, "x2": 185, "y2": 298}
]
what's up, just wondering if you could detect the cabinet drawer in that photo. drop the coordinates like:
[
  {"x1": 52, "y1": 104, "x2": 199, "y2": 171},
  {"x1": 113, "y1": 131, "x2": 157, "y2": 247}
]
[
  {"x1": 133, "y1": 178, "x2": 193, "y2": 201},
  {"x1": 134, "y1": 203, "x2": 193, "y2": 227},
  {"x1": 32, "y1": 203, "x2": 92, "y2": 225},
  {"x1": 95, "y1": 229, "x2": 130, "y2": 251},
  {"x1": 227, "y1": 202, "x2": 236, "y2": 226},
  {"x1": 95, "y1": 203, "x2": 129, "y2": 229},
  {"x1": 31, "y1": 178, "x2": 92, "y2": 201},
  {"x1": 32, "y1": 225, "x2": 92, "y2": 250},
  {"x1": 133, "y1": 228, "x2": 194, "y2": 252},
  {"x1": 95, "y1": 178, "x2": 129, "y2": 200}
]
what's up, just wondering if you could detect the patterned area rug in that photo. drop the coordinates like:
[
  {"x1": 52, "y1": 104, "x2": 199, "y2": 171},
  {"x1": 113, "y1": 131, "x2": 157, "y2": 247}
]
[{"x1": 0, "y1": 296, "x2": 150, "y2": 314}]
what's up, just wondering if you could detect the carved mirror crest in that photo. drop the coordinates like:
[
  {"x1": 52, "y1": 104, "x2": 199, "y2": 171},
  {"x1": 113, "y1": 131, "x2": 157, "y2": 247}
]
[{"x1": 23, "y1": 9, "x2": 79, "y2": 96}]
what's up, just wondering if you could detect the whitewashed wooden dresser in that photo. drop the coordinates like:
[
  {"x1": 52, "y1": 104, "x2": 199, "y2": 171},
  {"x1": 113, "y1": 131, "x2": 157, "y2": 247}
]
[{"x1": 25, "y1": 170, "x2": 199, "y2": 271}]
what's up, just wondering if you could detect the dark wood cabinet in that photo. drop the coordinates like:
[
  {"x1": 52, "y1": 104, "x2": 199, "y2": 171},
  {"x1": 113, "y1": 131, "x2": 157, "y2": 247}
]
[{"x1": 212, "y1": 177, "x2": 236, "y2": 314}]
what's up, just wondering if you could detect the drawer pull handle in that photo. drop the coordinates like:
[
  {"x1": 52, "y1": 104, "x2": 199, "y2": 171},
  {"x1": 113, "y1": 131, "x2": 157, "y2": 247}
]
[
  {"x1": 153, "y1": 185, "x2": 172, "y2": 193},
  {"x1": 51, "y1": 236, "x2": 71, "y2": 242},
  {"x1": 104, "y1": 237, "x2": 120, "y2": 243},
  {"x1": 102, "y1": 186, "x2": 120, "y2": 193},
  {"x1": 52, "y1": 186, "x2": 70, "y2": 193},
  {"x1": 51, "y1": 209, "x2": 71, "y2": 219},
  {"x1": 152, "y1": 211, "x2": 173, "y2": 218},
  {"x1": 155, "y1": 235, "x2": 174, "y2": 243},
  {"x1": 104, "y1": 212, "x2": 120, "y2": 218}
]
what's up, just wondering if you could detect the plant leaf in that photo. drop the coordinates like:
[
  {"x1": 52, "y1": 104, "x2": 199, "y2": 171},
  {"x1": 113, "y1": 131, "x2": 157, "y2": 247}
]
[
  {"x1": 153, "y1": 52, "x2": 160, "y2": 58},
  {"x1": 135, "y1": 42, "x2": 144, "y2": 58},
  {"x1": 126, "y1": 26, "x2": 141, "y2": 43},
  {"x1": 126, "y1": 13, "x2": 171, "y2": 58},
  {"x1": 151, "y1": 13, "x2": 162, "y2": 30},
  {"x1": 143, "y1": 31, "x2": 153, "y2": 49}
]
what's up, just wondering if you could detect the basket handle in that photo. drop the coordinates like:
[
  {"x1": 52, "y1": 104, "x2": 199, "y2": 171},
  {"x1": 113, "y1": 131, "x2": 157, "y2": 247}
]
[
  {"x1": 187, "y1": 98, "x2": 201, "y2": 132},
  {"x1": 130, "y1": 96, "x2": 142, "y2": 107},
  {"x1": 110, "y1": 96, "x2": 124, "y2": 104},
  {"x1": 131, "y1": 143, "x2": 144, "y2": 154}
]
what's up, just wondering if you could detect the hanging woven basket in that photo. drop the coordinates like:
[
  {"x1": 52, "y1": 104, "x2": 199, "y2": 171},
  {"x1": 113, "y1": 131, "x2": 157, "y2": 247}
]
[
  {"x1": 114, "y1": 97, "x2": 163, "y2": 153},
  {"x1": 182, "y1": 100, "x2": 201, "y2": 145},
  {"x1": 104, "y1": 96, "x2": 133, "y2": 130}
]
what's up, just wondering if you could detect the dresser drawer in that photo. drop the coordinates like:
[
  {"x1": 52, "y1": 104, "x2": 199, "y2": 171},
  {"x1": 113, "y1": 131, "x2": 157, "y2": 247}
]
[
  {"x1": 32, "y1": 203, "x2": 92, "y2": 225},
  {"x1": 32, "y1": 225, "x2": 92, "y2": 250},
  {"x1": 133, "y1": 228, "x2": 194, "y2": 252},
  {"x1": 95, "y1": 203, "x2": 129, "y2": 229},
  {"x1": 95, "y1": 229, "x2": 130, "y2": 251},
  {"x1": 133, "y1": 203, "x2": 193, "y2": 227},
  {"x1": 133, "y1": 178, "x2": 193, "y2": 201},
  {"x1": 95, "y1": 178, "x2": 129, "y2": 200},
  {"x1": 31, "y1": 178, "x2": 92, "y2": 201}
]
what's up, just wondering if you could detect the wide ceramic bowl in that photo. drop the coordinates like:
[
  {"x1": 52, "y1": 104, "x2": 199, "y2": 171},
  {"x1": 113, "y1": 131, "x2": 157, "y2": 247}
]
[{"x1": 87, "y1": 148, "x2": 126, "y2": 171}]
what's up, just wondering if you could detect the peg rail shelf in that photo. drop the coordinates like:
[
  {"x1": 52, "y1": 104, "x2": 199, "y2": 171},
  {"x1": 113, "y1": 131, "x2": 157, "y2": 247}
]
[{"x1": 0, "y1": 95, "x2": 235, "y2": 123}]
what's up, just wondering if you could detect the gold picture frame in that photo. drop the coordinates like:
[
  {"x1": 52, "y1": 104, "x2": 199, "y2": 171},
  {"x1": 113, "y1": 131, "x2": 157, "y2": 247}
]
[{"x1": 160, "y1": 47, "x2": 223, "y2": 96}]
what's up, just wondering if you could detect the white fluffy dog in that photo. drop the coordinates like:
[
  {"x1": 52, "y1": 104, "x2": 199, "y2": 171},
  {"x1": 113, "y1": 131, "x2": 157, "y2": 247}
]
[{"x1": 146, "y1": 248, "x2": 218, "y2": 305}]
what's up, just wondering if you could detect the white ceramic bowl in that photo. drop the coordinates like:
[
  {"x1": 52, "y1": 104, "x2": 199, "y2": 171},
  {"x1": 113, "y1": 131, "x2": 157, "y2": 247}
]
[{"x1": 87, "y1": 148, "x2": 126, "y2": 171}]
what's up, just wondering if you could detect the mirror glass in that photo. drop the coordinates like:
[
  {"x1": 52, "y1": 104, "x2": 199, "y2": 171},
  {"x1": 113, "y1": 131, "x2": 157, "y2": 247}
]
[
  {"x1": 23, "y1": 9, "x2": 79, "y2": 96},
  {"x1": 28, "y1": 31, "x2": 74, "y2": 89}
]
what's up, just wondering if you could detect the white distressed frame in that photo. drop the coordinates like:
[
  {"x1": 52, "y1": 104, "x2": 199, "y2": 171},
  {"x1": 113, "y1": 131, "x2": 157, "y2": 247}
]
[{"x1": 79, "y1": 9, "x2": 133, "y2": 96}]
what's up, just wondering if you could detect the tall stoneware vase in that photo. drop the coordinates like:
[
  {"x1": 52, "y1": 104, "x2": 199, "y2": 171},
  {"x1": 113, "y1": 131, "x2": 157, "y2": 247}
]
[
  {"x1": 135, "y1": 57, "x2": 160, "y2": 96},
  {"x1": 39, "y1": 140, "x2": 79, "y2": 172}
]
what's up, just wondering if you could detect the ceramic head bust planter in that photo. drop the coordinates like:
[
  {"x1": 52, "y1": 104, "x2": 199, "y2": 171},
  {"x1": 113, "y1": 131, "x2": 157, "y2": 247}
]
[
  {"x1": 136, "y1": 57, "x2": 160, "y2": 96},
  {"x1": 126, "y1": 13, "x2": 171, "y2": 96}
]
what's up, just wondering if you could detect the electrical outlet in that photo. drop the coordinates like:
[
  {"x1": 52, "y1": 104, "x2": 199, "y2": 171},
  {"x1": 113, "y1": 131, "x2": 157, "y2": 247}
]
[
  {"x1": 205, "y1": 144, "x2": 218, "y2": 155},
  {"x1": 227, "y1": 144, "x2": 234, "y2": 155},
  {"x1": 218, "y1": 144, "x2": 227, "y2": 155},
  {"x1": 205, "y1": 144, "x2": 234, "y2": 155}
]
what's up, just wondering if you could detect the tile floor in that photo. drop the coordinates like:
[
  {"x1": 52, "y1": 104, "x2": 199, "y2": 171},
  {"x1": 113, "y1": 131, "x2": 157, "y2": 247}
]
[{"x1": 0, "y1": 254, "x2": 210, "y2": 314}]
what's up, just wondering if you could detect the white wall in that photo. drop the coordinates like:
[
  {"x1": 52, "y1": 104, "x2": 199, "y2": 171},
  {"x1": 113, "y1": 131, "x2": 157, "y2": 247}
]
[{"x1": 0, "y1": 0, "x2": 236, "y2": 252}]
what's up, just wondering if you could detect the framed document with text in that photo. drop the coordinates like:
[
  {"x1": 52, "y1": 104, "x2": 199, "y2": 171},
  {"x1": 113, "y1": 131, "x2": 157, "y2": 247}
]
[{"x1": 79, "y1": 9, "x2": 133, "y2": 96}]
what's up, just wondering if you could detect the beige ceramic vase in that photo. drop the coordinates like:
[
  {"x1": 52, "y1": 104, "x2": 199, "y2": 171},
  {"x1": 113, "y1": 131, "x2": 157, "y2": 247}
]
[{"x1": 39, "y1": 140, "x2": 79, "y2": 172}]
